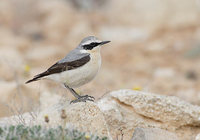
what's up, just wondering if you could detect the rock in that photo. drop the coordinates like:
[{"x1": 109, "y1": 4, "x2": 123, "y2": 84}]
[
  {"x1": 0, "y1": 100, "x2": 111, "y2": 139},
  {"x1": 110, "y1": 89, "x2": 200, "y2": 127},
  {"x1": 0, "y1": 98, "x2": 111, "y2": 138},
  {"x1": 64, "y1": 102, "x2": 110, "y2": 137},
  {"x1": 131, "y1": 127, "x2": 179, "y2": 140},
  {"x1": 97, "y1": 89, "x2": 200, "y2": 140},
  {"x1": 1, "y1": 89, "x2": 200, "y2": 139},
  {"x1": 35, "y1": 102, "x2": 111, "y2": 138}
]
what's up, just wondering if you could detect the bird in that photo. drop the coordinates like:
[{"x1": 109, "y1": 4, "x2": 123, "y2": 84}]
[{"x1": 26, "y1": 36, "x2": 110, "y2": 103}]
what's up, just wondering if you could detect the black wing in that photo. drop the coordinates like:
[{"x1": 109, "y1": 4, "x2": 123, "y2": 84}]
[{"x1": 26, "y1": 55, "x2": 90, "y2": 84}]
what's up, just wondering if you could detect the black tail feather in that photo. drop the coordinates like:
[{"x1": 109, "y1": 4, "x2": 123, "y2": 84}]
[
  {"x1": 25, "y1": 72, "x2": 48, "y2": 84},
  {"x1": 25, "y1": 77, "x2": 40, "y2": 84}
]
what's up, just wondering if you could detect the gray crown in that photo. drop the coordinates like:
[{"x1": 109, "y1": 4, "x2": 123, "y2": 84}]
[{"x1": 79, "y1": 36, "x2": 101, "y2": 46}]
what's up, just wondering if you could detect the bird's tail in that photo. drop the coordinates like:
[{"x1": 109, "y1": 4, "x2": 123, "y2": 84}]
[
  {"x1": 25, "y1": 72, "x2": 47, "y2": 84},
  {"x1": 25, "y1": 76, "x2": 40, "y2": 84}
]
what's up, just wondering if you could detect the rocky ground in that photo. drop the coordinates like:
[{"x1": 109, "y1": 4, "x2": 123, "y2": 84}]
[{"x1": 1, "y1": 89, "x2": 200, "y2": 140}]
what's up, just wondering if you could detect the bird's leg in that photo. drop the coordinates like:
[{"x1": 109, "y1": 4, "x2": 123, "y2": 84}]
[
  {"x1": 64, "y1": 84, "x2": 95, "y2": 104},
  {"x1": 64, "y1": 84, "x2": 81, "y2": 98}
]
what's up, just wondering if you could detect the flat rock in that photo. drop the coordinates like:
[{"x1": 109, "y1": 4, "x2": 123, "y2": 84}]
[
  {"x1": 97, "y1": 89, "x2": 200, "y2": 140},
  {"x1": 110, "y1": 89, "x2": 200, "y2": 127}
]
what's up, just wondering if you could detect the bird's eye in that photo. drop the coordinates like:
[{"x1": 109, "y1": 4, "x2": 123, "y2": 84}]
[{"x1": 83, "y1": 42, "x2": 100, "y2": 50}]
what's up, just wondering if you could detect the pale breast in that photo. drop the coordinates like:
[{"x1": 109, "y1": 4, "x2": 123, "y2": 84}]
[
  {"x1": 64, "y1": 52, "x2": 101, "y2": 87},
  {"x1": 47, "y1": 51, "x2": 101, "y2": 88}
]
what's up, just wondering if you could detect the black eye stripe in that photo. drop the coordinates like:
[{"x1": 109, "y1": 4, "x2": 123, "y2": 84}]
[{"x1": 83, "y1": 42, "x2": 101, "y2": 50}]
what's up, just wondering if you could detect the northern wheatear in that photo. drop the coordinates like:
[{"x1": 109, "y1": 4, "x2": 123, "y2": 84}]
[{"x1": 26, "y1": 36, "x2": 110, "y2": 103}]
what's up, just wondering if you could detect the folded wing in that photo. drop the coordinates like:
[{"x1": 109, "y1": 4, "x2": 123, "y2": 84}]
[{"x1": 26, "y1": 53, "x2": 90, "y2": 84}]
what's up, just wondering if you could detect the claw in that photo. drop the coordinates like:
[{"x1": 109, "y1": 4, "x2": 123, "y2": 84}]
[
  {"x1": 85, "y1": 95, "x2": 95, "y2": 99},
  {"x1": 70, "y1": 95, "x2": 95, "y2": 104}
]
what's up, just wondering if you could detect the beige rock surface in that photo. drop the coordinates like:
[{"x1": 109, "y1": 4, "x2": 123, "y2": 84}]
[
  {"x1": 97, "y1": 89, "x2": 200, "y2": 140},
  {"x1": 1, "y1": 90, "x2": 200, "y2": 139},
  {"x1": 0, "y1": 95, "x2": 111, "y2": 138},
  {"x1": 110, "y1": 89, "x2": 200, "y2": 127},
  {"x1": 131, "y1": 127, "x2": 179, "y2": 140},
  {"x1": 64, "y1": 102, "x2": 110, "y2": 137},
  {"x1": 35, "y1": 102, "x2": 111, "y2": 138}
]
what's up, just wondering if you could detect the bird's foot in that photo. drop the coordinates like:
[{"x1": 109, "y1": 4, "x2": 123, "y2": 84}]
[{"x1": 70, "y1": 95, "x2": 95, "y2": 104}]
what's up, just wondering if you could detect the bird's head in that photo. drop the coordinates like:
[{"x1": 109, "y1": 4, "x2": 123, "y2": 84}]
[{"x1": 78, "y1": 36, "x2": 110, "y2": 53}]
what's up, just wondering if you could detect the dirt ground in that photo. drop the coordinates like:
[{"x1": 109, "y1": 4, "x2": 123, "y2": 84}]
[{"x1": 0, "y1": 0, "x2": 200, "y2": 117}]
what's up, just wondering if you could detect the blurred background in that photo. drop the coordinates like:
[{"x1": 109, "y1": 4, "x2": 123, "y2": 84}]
[{"x1": 0, "y1": 0, "x2": 200, "y2": 117}]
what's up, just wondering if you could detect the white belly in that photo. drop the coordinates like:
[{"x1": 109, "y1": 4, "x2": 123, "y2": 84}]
[{"x1": 47, "y1": 53, "x2": 101, "y2": 88}]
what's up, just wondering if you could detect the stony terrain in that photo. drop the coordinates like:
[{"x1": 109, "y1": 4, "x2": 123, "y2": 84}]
[{"x1": 1, "y1": 89, "x2": 200, "y2": 140}]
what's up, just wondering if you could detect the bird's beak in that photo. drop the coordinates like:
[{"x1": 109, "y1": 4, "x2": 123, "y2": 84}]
[{"x1": 100, "y1": 41, "x2": 111, "y2": 45}]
